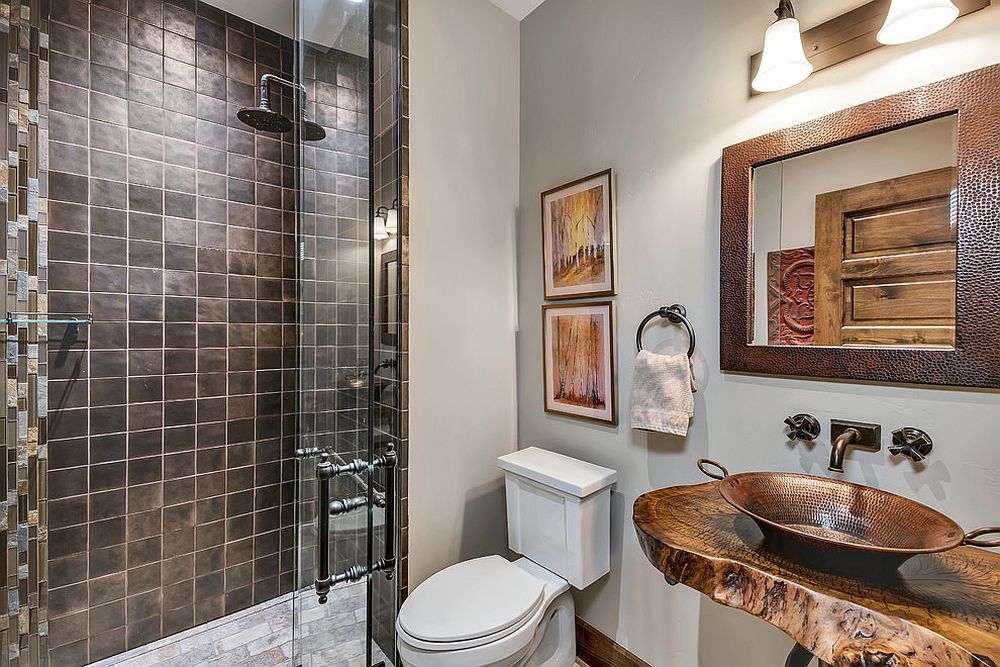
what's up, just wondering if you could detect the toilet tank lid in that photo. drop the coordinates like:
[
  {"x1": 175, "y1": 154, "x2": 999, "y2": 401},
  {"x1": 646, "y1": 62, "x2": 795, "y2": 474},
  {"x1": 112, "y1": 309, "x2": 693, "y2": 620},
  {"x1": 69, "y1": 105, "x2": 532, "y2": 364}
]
[{"x1": 497, "y1": 447, "x2": 617, "y2": 498}]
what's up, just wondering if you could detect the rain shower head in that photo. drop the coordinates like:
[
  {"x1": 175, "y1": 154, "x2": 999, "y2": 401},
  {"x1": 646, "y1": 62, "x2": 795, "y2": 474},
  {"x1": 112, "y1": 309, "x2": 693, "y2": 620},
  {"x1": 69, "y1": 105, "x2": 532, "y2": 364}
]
[
  {"x1": 237, "y1": 73, "x2": 326, "y2": 142},
  {"x1": 303, "y1": 120, "x2": 327, "y2": 142},
  {"x1": 237, "y1": 106, "x2": 294, "y2": 133}
]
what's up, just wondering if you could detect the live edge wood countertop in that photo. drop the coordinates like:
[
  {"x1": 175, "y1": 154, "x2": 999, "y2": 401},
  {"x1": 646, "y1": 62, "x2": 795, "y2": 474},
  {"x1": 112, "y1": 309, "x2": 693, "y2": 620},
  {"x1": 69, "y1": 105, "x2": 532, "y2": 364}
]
[{"x1": 633, "y1": 482, "x2": 1000, "y2": 667}]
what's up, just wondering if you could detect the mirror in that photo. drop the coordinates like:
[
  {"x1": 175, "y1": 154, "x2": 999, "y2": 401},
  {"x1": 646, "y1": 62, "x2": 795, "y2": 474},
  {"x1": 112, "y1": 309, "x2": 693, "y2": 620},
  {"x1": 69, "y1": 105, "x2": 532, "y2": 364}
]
[
  {"x1": 721, "y1": 65, "x2": 1000, "y2": 388},
  {"x1": 752, "y1": 115, "x2": 958, "y2": 349}
]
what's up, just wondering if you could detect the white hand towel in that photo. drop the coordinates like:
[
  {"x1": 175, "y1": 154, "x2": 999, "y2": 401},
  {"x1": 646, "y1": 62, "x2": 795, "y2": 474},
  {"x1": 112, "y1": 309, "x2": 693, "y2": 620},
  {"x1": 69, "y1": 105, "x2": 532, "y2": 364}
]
[{"x1": 630, "y1": 350, "x2": 695, "y2": 436}]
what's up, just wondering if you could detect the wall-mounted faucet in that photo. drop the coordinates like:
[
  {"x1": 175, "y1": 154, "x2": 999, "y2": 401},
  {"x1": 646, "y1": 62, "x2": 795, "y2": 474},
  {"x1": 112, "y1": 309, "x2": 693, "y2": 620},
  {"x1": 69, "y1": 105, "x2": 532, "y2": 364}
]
[{"x1": 828, "y1": 420, "x2": 881, "y2": 472}]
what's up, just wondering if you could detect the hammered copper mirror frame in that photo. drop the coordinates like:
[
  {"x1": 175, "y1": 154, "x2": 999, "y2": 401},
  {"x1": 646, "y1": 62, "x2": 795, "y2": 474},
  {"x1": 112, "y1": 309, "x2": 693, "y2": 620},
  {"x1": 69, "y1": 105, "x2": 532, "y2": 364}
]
[{"x1": 720, "y1": 64, "x2": 1000, "y2": 388}]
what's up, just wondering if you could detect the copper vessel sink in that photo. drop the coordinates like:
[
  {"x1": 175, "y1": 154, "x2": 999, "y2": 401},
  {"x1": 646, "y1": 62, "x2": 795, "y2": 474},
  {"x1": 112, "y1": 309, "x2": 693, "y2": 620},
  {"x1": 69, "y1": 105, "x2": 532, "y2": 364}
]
[{"x1": 697, "y1": 460, "x2": 1000, "y2": 578}]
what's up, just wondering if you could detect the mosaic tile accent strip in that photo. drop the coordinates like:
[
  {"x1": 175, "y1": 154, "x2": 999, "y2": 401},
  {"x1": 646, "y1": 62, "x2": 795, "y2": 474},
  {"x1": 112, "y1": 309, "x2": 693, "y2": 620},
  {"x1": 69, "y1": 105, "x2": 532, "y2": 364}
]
[{"x1": 0, "y1": 0, "x2": 51, "y2": 665}]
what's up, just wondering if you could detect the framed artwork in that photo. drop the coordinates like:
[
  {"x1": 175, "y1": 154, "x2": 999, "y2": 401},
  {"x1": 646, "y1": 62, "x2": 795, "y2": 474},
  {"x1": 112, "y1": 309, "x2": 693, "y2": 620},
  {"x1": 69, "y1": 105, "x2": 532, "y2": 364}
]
[
  {"x1": 541, "y1": 169, "x2": 616, "y2": 300},
  {"x1": 542, "y1": 301, "x2": 617, "y2": 425}
]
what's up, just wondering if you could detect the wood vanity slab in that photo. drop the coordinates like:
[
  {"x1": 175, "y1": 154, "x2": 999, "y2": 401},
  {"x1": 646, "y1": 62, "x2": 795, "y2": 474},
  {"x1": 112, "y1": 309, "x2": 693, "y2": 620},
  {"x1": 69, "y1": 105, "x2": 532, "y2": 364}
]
[{"x1": 633, "y1": 482, "x2": 1000, "y2": 667}]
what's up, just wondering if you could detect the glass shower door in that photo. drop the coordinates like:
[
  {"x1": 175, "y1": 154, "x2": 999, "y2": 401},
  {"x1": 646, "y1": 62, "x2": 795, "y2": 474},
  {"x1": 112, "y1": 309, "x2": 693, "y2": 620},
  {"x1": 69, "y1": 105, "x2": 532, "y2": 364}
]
[{"x1": 292, "y1": 0, "x2": 402, "y2": 665}]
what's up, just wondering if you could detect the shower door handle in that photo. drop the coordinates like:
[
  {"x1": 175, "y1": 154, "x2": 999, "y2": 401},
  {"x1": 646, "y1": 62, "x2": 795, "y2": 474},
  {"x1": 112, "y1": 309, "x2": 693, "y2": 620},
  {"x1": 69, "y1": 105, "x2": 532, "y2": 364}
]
[
  {"x1": 315, "y1": 454, "x2": 334, "y2": 603},
  {"x1": 377, "y1": 442, "x2": 397, "y2": 579},
  {"x1": 313, "y1": 448, "x2": 397, "y2": 603},
  {"x1": 313, "y1": 453, "x2": 375, "y2": 603}
]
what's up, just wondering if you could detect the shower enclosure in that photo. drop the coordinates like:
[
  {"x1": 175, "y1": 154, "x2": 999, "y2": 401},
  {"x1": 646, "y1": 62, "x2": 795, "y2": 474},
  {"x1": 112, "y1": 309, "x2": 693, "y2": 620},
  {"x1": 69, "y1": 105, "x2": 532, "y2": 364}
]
[
  {"x1": 290, "y1": 0, "x2": 405, "y2": 665},
  {"x1": 22, "y1": 0, "x2": 405, "y2": 664}
]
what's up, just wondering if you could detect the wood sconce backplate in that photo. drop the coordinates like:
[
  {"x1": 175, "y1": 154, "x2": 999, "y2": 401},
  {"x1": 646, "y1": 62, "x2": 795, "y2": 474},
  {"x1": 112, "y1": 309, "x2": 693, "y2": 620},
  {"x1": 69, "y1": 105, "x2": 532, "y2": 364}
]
[
  {"x1": 748, "y1": 0, "x2": 991, "y2": 96},
  {"x1": 720, "y1": 64, "x2": 1000, "y2": 389}
]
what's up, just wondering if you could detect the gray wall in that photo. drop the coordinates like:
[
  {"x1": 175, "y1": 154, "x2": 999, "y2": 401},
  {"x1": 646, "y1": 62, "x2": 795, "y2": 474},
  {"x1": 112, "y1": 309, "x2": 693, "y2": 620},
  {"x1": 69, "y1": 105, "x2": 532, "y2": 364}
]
[
  {"x1": 517, "y1": 1, "x2": 1000, "y2": 665},
  {"x1": 408, "y1": 0, "x2": 521, "y2": 589}
]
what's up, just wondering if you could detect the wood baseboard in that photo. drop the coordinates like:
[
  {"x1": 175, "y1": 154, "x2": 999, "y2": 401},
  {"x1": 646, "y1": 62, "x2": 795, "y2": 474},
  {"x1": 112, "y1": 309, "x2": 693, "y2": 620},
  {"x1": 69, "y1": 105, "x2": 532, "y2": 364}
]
[{"x1": 575, "y1": 617, "x2": 651, "y2": 667}]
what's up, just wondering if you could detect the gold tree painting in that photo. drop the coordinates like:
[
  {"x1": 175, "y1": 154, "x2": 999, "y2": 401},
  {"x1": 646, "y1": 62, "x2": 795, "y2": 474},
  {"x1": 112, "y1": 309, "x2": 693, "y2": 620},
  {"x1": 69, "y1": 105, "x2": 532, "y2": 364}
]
[
  {"x1": 543, "y1": 302, "x2": 616, "y2": 424},
  {"x1": 541, "y1": 169, "x2": 615, "y2": 299}
]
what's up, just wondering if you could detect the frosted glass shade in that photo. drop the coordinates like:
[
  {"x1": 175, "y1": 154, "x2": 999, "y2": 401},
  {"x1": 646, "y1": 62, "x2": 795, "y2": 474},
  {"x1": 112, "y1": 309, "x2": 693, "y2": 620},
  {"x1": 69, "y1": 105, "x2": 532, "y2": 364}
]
[
  {"x1": 374, "y1": 214, "x2": 389, "y2": 240},
  {"x1": 877, "y1": 0, "x2": 959, "y2": 44},
  {"x1": 752, "y1": 18, "x2": 813, "y2": 93},
  {"x1": 385, "y1": 207, "x2": 398, "y2": 235}
]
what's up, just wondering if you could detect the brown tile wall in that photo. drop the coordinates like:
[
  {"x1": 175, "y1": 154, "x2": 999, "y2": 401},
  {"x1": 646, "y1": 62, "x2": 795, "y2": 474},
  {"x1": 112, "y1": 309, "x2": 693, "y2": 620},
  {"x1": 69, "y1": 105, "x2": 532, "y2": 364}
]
[
  {"x1": 293, "y1": 40, "x2": 372, "y2": 593},
  {"x1": 44, "y1": 0, "x2": 303, "y2": 663}
]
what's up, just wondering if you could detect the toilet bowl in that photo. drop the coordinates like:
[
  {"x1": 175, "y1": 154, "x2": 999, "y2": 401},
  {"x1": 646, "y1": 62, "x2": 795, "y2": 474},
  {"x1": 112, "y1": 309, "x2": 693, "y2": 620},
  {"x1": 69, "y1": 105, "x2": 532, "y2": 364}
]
[{"x1": 397, "y1": 448, "x2": 617, "y2": 667}]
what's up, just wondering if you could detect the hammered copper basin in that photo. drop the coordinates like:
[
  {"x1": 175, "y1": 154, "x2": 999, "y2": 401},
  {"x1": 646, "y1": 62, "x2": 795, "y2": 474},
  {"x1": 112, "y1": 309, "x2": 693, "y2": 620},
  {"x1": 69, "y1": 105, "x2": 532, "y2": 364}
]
[{"x1": 696, "y1": 460, "x2": 999, "y2": 577}]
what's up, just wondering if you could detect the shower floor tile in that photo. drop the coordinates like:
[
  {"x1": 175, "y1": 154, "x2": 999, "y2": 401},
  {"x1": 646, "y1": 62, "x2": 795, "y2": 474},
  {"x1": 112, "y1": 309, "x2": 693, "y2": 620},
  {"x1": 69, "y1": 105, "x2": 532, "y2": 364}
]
[{"x1": 88, "y1": 582, "x2": 389, "y2": 667}]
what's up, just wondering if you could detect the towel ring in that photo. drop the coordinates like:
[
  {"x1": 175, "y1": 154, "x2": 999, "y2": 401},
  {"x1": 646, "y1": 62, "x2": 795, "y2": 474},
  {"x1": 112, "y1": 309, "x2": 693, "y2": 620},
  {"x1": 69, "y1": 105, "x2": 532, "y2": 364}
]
[{"x1": 636, "y1": 304, "x2": 696, "y2": 358}]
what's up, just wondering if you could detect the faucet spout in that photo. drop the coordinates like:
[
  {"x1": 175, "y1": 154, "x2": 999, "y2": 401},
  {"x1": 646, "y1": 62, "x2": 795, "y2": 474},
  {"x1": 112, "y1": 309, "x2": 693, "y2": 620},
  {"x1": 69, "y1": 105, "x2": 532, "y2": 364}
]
[{"x1": 828, "y1": 428, "x2": 861, "y2": 473}]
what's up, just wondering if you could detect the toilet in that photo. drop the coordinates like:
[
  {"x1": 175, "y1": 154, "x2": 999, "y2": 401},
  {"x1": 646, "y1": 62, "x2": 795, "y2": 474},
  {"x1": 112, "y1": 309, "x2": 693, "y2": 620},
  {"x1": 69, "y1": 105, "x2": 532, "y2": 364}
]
[{"x1": 396, "y1": 447, "x2": 617, "y2": 667}]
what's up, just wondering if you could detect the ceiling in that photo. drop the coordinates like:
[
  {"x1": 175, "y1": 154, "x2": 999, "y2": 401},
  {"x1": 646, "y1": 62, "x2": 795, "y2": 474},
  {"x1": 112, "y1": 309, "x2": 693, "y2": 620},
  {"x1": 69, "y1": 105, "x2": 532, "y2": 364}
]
[
  {"x1": 201, "y1": 0, "x2": 541, "y2": 55},
  {"x1": 487, "y1": 0, "x2": 546, "y2": 20}
]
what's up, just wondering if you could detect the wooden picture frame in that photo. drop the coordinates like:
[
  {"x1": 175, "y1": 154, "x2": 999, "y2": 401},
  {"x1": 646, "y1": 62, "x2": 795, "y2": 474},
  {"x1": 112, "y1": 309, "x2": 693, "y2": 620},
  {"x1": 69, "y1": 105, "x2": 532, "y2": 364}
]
[
  {"x1": 720, "y1": 65, "x2": 1000, "y2": 388},
  {"x1": 541, "y1": 169, "x2": 616, "y2": 300},
  {"x1": 542, "y1": 301, "x2": 617, "y2": 425}
]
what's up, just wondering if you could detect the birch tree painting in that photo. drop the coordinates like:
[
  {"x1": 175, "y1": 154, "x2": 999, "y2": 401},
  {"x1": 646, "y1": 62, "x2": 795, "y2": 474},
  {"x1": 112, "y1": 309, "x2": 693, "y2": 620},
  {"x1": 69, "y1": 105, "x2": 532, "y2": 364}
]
[
  {"x1": 550, "y1": 185, "x2": 606, "y2": 289},
  {"x1": 543, "y1": 302, "x2": 616, "y2": 424},
  {"x1": 541, "y1": 170, "x2": 615, "y2": 299}
]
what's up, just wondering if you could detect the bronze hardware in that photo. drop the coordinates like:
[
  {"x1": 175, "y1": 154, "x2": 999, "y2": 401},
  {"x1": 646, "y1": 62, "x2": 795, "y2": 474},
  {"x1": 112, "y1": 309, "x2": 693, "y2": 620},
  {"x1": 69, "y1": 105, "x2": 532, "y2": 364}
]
[
  {"x1": 828, "y1": 419, "x2": 880, "y2": 472},
  {"x1": 964, "y1": 527, "x2": 1000, "y2": 548},
  {"x1": 890, "y1": 427, "x2": 934, "y2": 462},
  {"x1": 697, "y1": 459, "x2": 729, "y2": 480},
  {"x1": 784, "y1": 413, "x2": 821, "y2": 442}
]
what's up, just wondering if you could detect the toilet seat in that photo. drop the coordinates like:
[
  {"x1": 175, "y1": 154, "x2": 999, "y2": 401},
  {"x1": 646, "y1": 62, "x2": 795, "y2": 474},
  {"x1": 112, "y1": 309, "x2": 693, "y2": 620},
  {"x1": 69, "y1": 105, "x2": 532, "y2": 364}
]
[
  {"x1": 397, "y1": 556, "x2": 545, "y2": 651},
  {"x1": 397, "y1": 558, "x2": 574, "y2": 667}
]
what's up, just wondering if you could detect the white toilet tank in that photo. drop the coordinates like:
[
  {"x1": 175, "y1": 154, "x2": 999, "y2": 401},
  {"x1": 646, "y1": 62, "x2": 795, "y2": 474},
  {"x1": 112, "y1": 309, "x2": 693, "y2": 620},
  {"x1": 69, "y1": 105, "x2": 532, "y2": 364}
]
[{"x1": 497, "y1": 447, "x2": 617, "y2": 589}]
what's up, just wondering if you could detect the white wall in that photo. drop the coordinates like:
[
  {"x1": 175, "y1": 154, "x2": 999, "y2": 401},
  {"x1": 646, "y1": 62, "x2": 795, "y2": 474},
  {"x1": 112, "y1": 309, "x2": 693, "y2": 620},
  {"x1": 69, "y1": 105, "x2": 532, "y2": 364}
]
[
  {"x1": 517, "y1": 1, "x2": 1000, "y2": 666},
  {"x1": 408, "y1": 0, "x2": 521, "y2": 588}
]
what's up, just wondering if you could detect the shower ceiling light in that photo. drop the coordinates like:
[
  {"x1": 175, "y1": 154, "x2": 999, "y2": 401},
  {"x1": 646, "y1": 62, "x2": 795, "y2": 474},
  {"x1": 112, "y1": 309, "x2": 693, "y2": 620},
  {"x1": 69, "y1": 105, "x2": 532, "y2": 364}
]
[
  {"x1": 751, "y1": 0, "x2": 813, "y2": 93},
  {"x1": 877, "y1": 0, "x2": 960, "y2": 44}
]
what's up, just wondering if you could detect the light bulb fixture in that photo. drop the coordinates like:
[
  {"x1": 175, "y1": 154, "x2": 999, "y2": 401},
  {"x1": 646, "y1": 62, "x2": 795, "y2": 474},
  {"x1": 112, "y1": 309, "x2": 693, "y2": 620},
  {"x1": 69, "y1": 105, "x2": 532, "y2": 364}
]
[
  {"x1": 373, "y1": 207, "x2": 390, "y2": 241},
  {"x1": 375, "y1": 202, "x2": 399, "y2": 238},
  {"x1": 384, "y1": 205, "x2": 398, "y2": 235},
  {"x1": 876, "y1": 0, "x2": 959, "y2": 45},
  {"x1": 751, "y1": 0, "x2": 814, "y2": 93}
]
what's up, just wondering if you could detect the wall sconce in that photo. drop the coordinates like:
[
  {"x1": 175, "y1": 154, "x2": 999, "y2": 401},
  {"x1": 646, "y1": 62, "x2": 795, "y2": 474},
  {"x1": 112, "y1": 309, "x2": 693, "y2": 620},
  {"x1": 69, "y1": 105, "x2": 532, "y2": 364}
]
[
  {"x1": 877, "y1": 0, "x2": 960, "y2": 44},
  {"x1": 374, "y1": 202, "x2": 399, "y2": 241},
  {"x1": 384, "y1": 203, "x2": 399, "y2": 235},
  {"x1": 752, "y1": 0, "x2": 813, "y2": 93},
  {"x1": 748, "y1": 0, "x2": 987, "y2": 95}
]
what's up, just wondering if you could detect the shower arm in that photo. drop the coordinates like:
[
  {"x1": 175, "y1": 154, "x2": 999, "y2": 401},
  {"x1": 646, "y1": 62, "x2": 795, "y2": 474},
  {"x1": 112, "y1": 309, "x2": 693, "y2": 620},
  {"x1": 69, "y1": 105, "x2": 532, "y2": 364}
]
[{"x1": 258, "y1": 73, "x2": 309, "y2": 119}]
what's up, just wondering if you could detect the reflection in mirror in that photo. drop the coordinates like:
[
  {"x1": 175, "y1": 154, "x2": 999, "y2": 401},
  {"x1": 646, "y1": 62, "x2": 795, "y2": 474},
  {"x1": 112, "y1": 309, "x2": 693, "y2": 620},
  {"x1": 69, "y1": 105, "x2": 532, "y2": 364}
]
[
  {"x1": 380, "y1": 249, "x2": 399, "y2": 346},
  {"x1": 752, "y1": 115, "x2": 958, "y2": 349}
]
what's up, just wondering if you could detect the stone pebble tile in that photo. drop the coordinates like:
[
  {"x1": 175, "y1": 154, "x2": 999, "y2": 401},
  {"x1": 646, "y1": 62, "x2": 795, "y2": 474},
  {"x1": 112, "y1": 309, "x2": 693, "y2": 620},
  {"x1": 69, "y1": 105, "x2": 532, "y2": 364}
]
[{"x1": 88, "y1": 582, "x2": 393, "y2": 667}]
